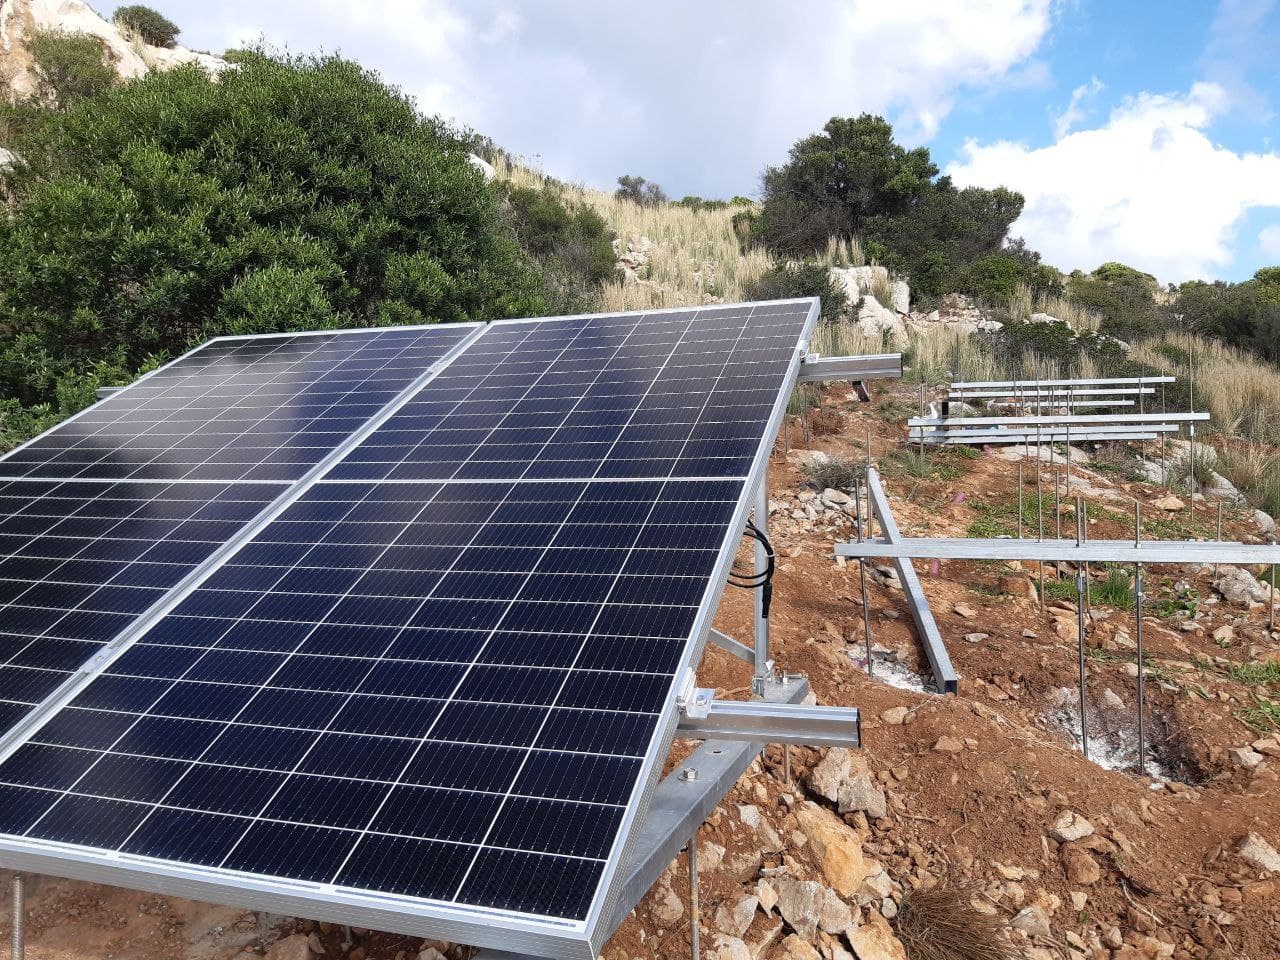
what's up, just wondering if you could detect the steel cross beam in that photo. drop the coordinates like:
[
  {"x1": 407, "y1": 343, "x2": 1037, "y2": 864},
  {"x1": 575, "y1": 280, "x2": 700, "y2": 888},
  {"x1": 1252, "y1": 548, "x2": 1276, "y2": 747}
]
[
  {"x1": 949, "y1": 376, "x2": 1176, "y2": 390},
  {"x1": 796, "y1": 353, "x2": 903, "y2": 383},
  {"x1": 908, "y1": 411, "x2": 1209, "y2": 429},
  {"x1": 865, "y1": 468, "x2": 959, "y2": 694},
  {"x1": 472, "y1": 675, "x2": 815, "y2": 960},
  {"x1": 836, "y1": 537, "x2": 1280, "y2": 566}
]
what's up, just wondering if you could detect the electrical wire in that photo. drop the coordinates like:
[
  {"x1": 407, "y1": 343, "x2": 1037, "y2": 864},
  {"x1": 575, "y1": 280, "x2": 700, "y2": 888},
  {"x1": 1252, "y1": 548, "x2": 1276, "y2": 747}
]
[{"x1": 728, "y1": 521, "x2": 775, "y2": 618}]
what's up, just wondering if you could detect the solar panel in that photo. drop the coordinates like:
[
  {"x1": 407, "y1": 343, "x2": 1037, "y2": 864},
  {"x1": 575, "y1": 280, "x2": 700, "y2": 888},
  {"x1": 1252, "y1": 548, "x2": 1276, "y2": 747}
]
[
  {"x1": 0, "y1": 300, "x2": 819, "y2": 958},
  {"x1": 0, "y1": 326, "x2": 477, "y2": 483},
  {"x1": 0, "y1": 325, "x2": 480, "y2": 743}
]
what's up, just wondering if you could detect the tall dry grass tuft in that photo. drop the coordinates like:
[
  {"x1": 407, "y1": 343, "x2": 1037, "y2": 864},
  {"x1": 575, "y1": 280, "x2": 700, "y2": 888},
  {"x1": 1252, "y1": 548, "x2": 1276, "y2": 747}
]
[
  {"x1": 904, "y1": 326, "x2": 1011, "y2": 385},
  {"x1": 1007, "y1": 283, "x2": 1103, "y2": 332},
  {"x1": 894, "y1": 885, "x2": 1019, "y2": 960},
  {"x1": 490, "y1": 156, "x2": 774, "y2": 311},
  {"x1": 1131, "y1": 333, "x2": 1280, "y2": 444},
  {"x1": 818, "y1": 236, "x2": 866, "y2": 269}
]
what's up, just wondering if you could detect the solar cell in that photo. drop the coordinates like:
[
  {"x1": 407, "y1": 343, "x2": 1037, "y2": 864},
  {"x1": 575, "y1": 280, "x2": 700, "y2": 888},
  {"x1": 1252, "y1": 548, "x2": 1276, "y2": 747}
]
[
  {"x1": 0, "y1": 300, "x2": 818, "y2": 958},
  {"x1": 0, "y1": 480, "x2": 281, "y2": 735},
  {"x1": 0, "y1": 326, "x2": 476, "y2": 483}
]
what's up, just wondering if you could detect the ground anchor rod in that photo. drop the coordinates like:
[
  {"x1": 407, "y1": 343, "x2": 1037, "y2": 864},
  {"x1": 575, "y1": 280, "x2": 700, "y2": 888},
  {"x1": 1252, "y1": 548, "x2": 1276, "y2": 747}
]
[
  {"x1": 854, "y1": 477, "x2": 874, "y2": 677},
  {"x1": 688, "y1": 837, "x2": 700, "y2": 960},
  {"x1": 10, "y1": 874, "x2": 23, "y2": 960}
]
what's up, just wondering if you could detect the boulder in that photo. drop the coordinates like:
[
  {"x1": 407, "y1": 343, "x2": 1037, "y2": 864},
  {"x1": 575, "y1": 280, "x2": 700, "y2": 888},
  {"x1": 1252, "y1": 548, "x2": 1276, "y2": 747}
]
[
  {"x1": 795, "y1": 802, "x2": 874, "y2": 897},
  {"x1": 775, "y1": 934, "x2": 822, "y2": 960},
  {"x1": 1061, "y1": 848, "x2": 1102, "y2": 885},
  {"x1": 1151, "y1": 495, "x2": 1185, "y2": 512},
  {"x1": 856, "y1": 296, "x2": 907, "y2": 343},
  {"x1": 1213, "y1": 566, "x2": 1271, "y2": 606},
  {"x1": 880, "y1": 706, "x2": 909, "y2": 725},
  {"x1": 1255, "y1": 510, "x2": 1277, "y2": 537},
  {"x1": 264, "y1": 935, "x2": 312, "y2": 960},
  {"x1": 932, "y1": 736, "x2": 964, "y2": 753}
]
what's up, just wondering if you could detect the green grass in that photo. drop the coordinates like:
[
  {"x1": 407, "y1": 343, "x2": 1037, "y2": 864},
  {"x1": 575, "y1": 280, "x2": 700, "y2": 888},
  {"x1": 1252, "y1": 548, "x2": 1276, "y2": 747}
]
[
  {"x1": 878, "y1": 448, "x2": 962, "y2": 482},
  {"x1": 1153, "y1": 580, "x2": 1199, "y2": 619},
  {"x1": 1238, "y1": 696, "x2": 1280, "y2": 733},
  {"x1": 875, "y1": 396, "x2": 915, "y2": 422},
  {"x1": 1094, "y1": 564, "x2": 1135, "y2": 610},
  {"x1": 1041, "y1": 578, "x2": 1078, "y2": 602},
  {"x1": 1229, "y1": 661, "x2": 1280, "y2": 685}
]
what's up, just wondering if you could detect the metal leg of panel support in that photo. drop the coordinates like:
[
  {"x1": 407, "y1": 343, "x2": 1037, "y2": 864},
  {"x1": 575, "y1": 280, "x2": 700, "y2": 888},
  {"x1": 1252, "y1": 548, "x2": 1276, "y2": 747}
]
[
  {"x1": 11, "y1": 874, "x2": 23, "y2": 960},
  {"x1": 688, "y1": 838, "x2": 700, "y2": 960},
  {"x1": 752, "y1": 477, "x2": 771, "y2": 693}
]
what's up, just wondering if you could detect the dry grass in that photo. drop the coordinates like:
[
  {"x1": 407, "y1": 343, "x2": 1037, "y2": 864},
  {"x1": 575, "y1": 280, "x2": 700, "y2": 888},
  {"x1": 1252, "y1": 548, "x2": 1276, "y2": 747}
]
[
  {"x1": 893, "y1": 885, "x2": 1019, "y2": 960},
  {"x1": 818, "y1": 235, "x2": 866, "y2": 269},
  {"x1": 1132, "y1": 333, "x2": 1280, "y2": 444},
  {"x1": 903, "y1": 326, "x2": 1021, "y2": 385},
  {"x1": 1007, "y1": 283, "x2": 1103, "y2": 332},
  {"x1": 490, "y1": 156, "x2": 773, "y2": 311}
]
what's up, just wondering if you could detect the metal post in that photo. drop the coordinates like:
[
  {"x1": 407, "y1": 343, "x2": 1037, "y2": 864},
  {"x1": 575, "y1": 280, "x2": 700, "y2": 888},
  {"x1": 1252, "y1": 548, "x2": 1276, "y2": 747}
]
[
  {"x1": 1065, "y1": 414, "x2": 1072, "y2": 493},
  {"x1": 1215, "y1": 503, "x2": 1223, "y2": 581},
  {"x1": 1271, "y1": 564, "x2": 1276, "y2": 635},
  {"x1": 688, "y1": 838, "x2": 700, "y2": 960},
  {"x1": 1018, "y1": 464, "x2": 1024, "y2": 540},
  {"x1": 1037, "y1": 463, "x2": 1045, "y2": 611},
  {"x1": 918, "y1": 382, "x2": 926, "y2": 459},
  {"x1": 865, "y1": 429, "x2": 875, "y2": 540},
  {"x1": 1055, "y1": 468, "x2": 1062, "y2": 540},
  {"x1": 1134, "y1": 500, "x2": 1146, "y2": 776},
  {"x1": 10, "y1": 874, "x2": 22, "y2": 960},
  {"x1": 854, "y1": 477, "x2": 874, "y2": 677},
  {"x1": 753, "y1": 477, "x2": 770, "y2": 691},
  {"x1": 1076, "y1": 496, "x2": 1090, "y2": 761}
]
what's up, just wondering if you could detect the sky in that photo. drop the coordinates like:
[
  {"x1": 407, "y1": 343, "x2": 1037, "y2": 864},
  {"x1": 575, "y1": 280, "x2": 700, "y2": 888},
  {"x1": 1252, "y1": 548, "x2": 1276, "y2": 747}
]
[{"x1": 103, "y1": 0, "x2": 1280, "y2": 286}]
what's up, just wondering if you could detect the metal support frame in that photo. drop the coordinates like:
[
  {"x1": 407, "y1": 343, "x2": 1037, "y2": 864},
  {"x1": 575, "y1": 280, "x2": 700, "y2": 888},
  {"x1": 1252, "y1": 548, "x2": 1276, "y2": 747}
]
[
  {"x1": 752, "y1": 476, "x2": 773, "y2": 693},
  {"x1": 796, "y1": 352, "x2": 903, "y2": 384},
  {"x1": 864, "y1": 468, "x2": 959, "y2": 694},
  {"x1": 93, "y1": 387, "x2": 122, "y2": 400},
  {"x1": 678, "y1": 697, "x2": 861, "y2": 748},
  {"x1": 707, "y1": 628, "x2": 755, "y2": 664},
  {"x1": 472, "y1": 676, "x2": 815, "y2": 960},
  {"x1": 909, "y1": 411, "x2": 1209, "y2": 429},
  {"x1": 949, "y1": 376, "x2": 1175, "y2": 391},
  {"x1": 837, "y1": 537, "x2": 1280, "y2": 566}
]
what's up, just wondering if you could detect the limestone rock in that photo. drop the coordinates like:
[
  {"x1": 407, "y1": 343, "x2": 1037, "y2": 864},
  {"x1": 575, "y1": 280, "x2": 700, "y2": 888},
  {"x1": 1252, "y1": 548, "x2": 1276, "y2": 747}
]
[
  {"x1": 846, "y1": 909, "x2": 908, "y2": 960},
  {"x1": 1049, "y1": 810, "x2": 1095, "y2": 842},
  {"x1": 1214, "y1": 566, "x2": 1271, "y2": 606},
  {"x1": 711, "y1": 935, "x2": 751, "y2": 960},
  {"x1": 773, "y1": 879, "x2": 854, "y2": 939},
  {"x1": 757, "y1": 879, "x2": 779, "y2": 915},
  {"x1": 1237, "y1": 832, "x2": 1280, "y2": 872},
  {"x1": 1255, "y1": 509, "x2": 1276, "y2": 536},
  {"x1": 1011, "y1": 904, "x2": 1052, "y2": 939},
  {"x1": 699, "y1": 840, "x2": 727, "y2": 873},
  {"x1": 795, "y1": 802, "x2": 874, "y2": 897},
  {"x1": 652, "y1": 875, "x2": 684, "y2": 925},
  {"x1": 932, "y1": 736, "x2": 964, "y2": 753},
  {"x1": 1061, "y1": 848, "x2": 1102, "y2": 885},
  {"x1": 837, "y1": 771, "x2": 887, "y2": 819},
  {"x1": 714, "y1": 896, "x2": 759, "y2": 938},
  {"x1": 1151, "y1": 495, "x2": 1185, "y2": 511},
  {"x1": 264, "y1": 936, "x2": 312, "y2": 960},
  {"x1": 775, "y1": 934, "x2": 822, "y2": 960},
  {"x1": 880, "y1": 706, "x2": 909, "y2": 725},
  {"x1": 1229, "y1": 746, "x2": 1265, "y2": 768},
  {"x1": 809, "y1": 747, "x2": 857, "y2": 803}
]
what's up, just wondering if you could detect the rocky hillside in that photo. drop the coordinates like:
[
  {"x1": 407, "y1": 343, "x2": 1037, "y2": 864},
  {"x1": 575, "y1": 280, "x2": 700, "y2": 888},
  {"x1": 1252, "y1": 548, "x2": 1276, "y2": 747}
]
[{"x1": 0, "y1": 0, "x2": 226, "y2": 102}]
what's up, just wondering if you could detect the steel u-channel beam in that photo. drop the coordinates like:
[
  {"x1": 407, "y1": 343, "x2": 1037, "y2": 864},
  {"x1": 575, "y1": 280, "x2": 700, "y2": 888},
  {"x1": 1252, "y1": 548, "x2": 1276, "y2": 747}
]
[
  {"x1": 472, "y1": 676, "x2": 817, "y2": 960},
  {"x1": 796, "y1": 353, "x2": 903, "y2": 383},
  {"x1": 864, "y1": 468, "x2": 959, "y2": 694},
  {"x1": 836, "y1": 537, "x2": 1280, "y2": 566},
  {"x1": 677, "y1": 698, "x2": 860, "y2": 748}
]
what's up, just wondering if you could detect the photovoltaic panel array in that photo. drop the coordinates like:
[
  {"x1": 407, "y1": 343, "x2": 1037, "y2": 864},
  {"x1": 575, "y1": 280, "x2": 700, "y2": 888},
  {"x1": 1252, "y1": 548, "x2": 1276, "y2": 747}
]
[
  {"x1": 0, "y1": 300, "x2": 817, "y2": 956},
  {"x1": 0, "y1": 325, "x2": 476, "y2": 483},
  {"x1": 0, "y1": 325, "x2": 479, "y2": 742}
]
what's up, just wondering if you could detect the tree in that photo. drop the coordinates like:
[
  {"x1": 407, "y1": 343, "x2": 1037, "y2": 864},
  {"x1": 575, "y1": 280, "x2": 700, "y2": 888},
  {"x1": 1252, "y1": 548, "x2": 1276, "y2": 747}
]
[
  {"x1": 615, "y1": 174, "x2": 668, "y2": 206},
  {"x1": 112, "y1": 5, "x2": 181, "y2": 47},
  {"x1": 0, "y1": 53, "x2": 546, "y2": 410},
  {"x1": 757, "y1": 114, "x2": 1025, "y2": 300},
  {"x1": 26, "y1": 31, "x2": 116, "y2": 106}
]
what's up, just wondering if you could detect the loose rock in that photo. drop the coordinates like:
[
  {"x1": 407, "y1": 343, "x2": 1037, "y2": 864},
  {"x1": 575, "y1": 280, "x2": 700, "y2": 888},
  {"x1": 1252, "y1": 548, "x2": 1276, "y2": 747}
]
[{"x1": 1049, "y1": 810, "x2": 1095, "y2": 843}]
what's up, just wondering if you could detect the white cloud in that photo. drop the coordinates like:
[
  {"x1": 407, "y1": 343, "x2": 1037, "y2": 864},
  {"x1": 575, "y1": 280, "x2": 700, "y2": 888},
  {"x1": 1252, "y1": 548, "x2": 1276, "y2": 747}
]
[
  {"x1": 949, "y1": 82, "x2": 1280, "y2": 282},
  {"x1": 1260, "y1": 224, "x2": 1280, "y2": 260},
  {"x1": 1053, "y1": 76, "x2": 1104, "y2": 139},
  {"x1": 143, "y1": 0, "x2": 1059, "y2": 195}
]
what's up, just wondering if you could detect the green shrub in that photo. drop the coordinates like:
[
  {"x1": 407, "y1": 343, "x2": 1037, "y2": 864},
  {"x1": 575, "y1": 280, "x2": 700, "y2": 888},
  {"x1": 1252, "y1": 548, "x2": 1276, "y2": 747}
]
[
  {"x1": 112, "y1": 5, "x2": 180, "y2": 47},
  {"x1": 26, "y1": 31, "x2": 115, "y2": 106},
  {"x1": 615, "y1": 174, "x2": 667, "y2": 206},
  {"x1": 0, "y1": 53, "x2": 545, "y2": 421},
  {"x1": 744, "y1": 263, "x2": 845, "y2": 324},
  {"x1": 802, "y1": 456, "x2": 864, "y2": 491},
  {"x1": 505, "y1": 185, "x2": 617, "y2": 302}
]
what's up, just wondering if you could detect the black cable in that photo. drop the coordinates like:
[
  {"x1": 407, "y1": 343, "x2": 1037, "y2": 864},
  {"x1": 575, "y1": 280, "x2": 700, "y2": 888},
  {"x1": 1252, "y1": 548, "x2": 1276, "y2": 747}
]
[{"x1": 728, "y1": 521, "x2": 775, "y2": 621}]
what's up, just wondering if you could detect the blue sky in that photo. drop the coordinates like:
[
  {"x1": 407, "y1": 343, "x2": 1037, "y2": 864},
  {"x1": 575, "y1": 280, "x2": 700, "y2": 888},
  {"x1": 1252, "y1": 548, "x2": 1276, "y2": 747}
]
[{"x1": 105, "y1": 0, "x2": 1280, "y2": 285}]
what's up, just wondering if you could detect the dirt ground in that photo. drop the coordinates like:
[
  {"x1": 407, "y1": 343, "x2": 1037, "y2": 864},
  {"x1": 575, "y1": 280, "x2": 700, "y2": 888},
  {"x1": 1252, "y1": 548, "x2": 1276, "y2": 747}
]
[{"x1": 3, "y1": 381, "x2": 1279, "y2": 960}]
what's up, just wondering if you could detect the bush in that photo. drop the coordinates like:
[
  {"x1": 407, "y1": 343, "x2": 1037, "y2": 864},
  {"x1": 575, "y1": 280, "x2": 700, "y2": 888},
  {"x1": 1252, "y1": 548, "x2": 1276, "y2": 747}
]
[
  {"x1": 26, "y1": 31, "x2": 115, "y2": 106},
  {"x1": 0, "y1": 53, "x2": 546, "y2": 416},
  {"x1": 615, "y1": 174, "x2": 667, "y2": 206},
  {"x1": 113, "y1": 5, "x2": 180, "y2": 47},
  {"x1": 744, "y1": 263, "x2": 845, "y2": 324}
]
